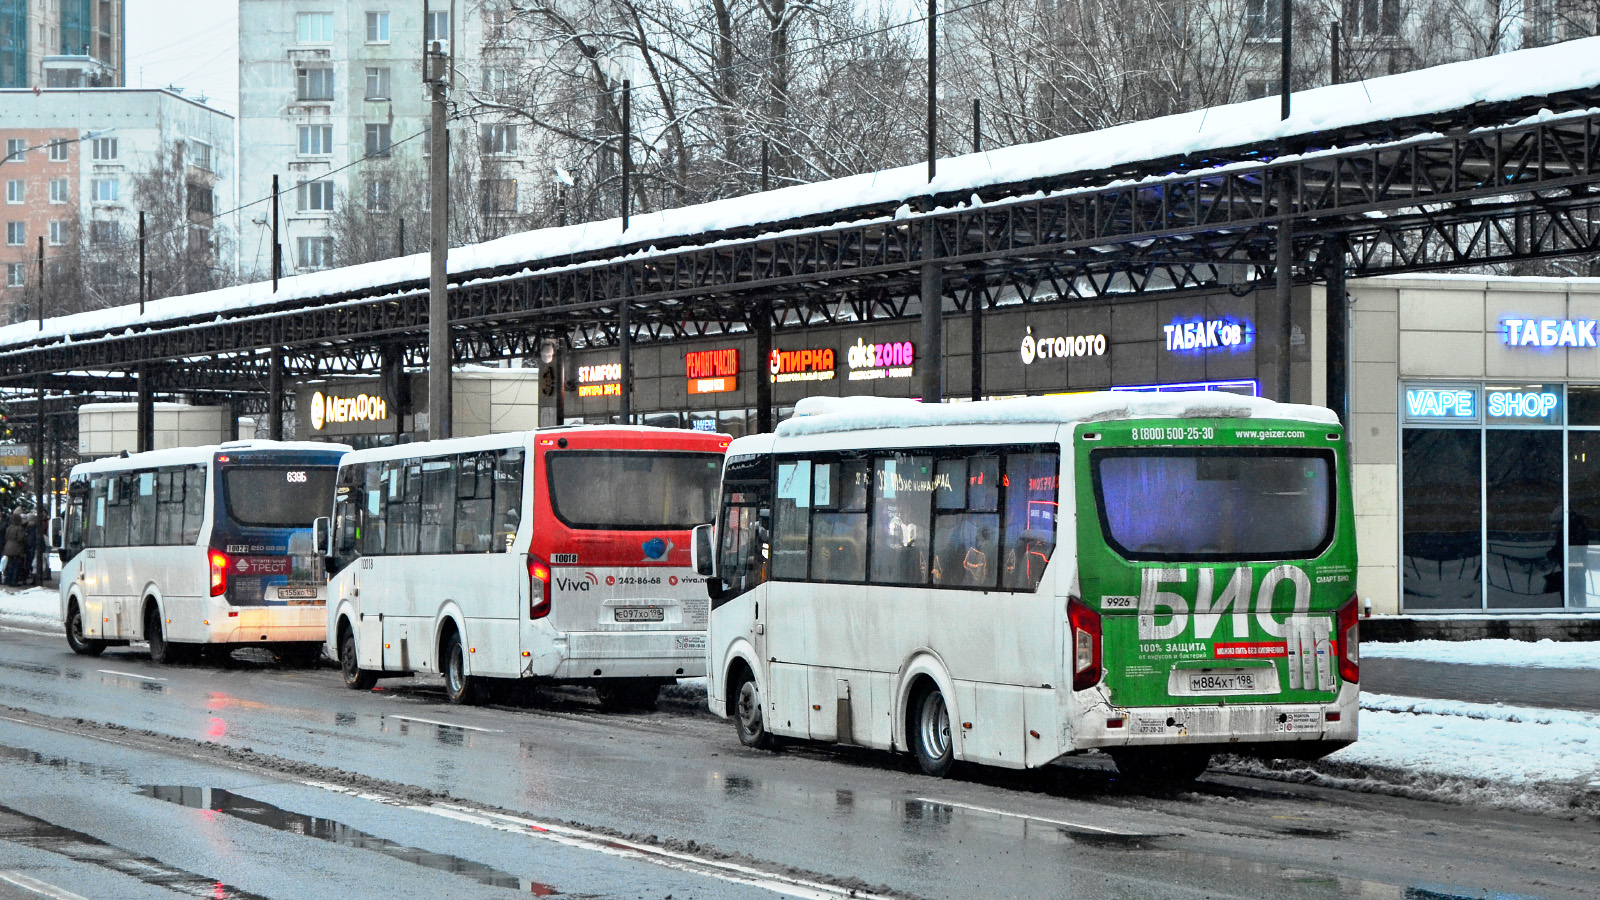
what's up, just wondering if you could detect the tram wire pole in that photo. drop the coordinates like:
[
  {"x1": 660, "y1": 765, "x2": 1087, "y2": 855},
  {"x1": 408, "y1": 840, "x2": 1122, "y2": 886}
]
[
  {"x1": 270, "y1": 174, "x2": 280, "y2": 292},
  {"x1": 1330, "y1": 21, "x2": 1341, "y2": 84},
  {"x1": 972, "y1": 97, "x2": 980, "y2": 153},
  {"x1": 138, "y1": 211, "x2": 146, "y2": 315},
  {"x1": 761, "y1": 139, "x2": 769, "y2": 191},
  {"x1": 35, "y1": 236, "x2": 43, "y2": 330},
  {"x1": 970, "y1": 97, "x2": 982, "y2": 402},
  {"x1": 926, "y1": 0, "x2": 937, "y2": 183},
  {"x1": 919, "y1": 0, "x2": 943, "y2": 404},
  {"x1": 427, "y1": 39, "x2": 452, "y2": 440},
  {"x1": 398, "y1": 215, "x2": 405, "y2": 257},
  {"x1": 621, "y1": 79, "x2": 631, "y2": 232},
  {"x1": 1280, "y1": 0, "x2": 1292, "y2": 121}
]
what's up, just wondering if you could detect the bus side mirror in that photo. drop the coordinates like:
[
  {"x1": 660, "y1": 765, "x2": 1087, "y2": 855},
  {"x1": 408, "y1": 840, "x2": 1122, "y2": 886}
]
[
  {"x1": 692, "y1": 524, "x2": 716, "y2": 578},
  {"x1": 313, "y1": 517, "x2": 331, "y2": 557}
]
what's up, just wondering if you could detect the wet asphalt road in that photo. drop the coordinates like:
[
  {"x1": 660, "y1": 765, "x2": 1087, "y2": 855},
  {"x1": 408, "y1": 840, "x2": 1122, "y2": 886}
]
[
  {"x1": 0, "y1": 624, "x2": 1595, "y2": 900},
  {"x1": 1362, "y1": 657, "x2": 1600, "y2": 712}
]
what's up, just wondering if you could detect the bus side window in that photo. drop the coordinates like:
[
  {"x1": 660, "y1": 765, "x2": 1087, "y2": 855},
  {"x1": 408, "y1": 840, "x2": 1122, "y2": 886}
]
[
  {"x1": 86, "y1": 476, "x2": 106, "y2": 548},
  {"x1": 181, "y1": 466, "x2": 206, "y2": 544},
  {"x1": 362, "y1": 464, "x2": 387, "y2": 556},
  {"x1": 771, "y1": 460, "x2": 811, "y2": 580},
  {"x1": 105, "y1": 475, "x2": 132, "y2": 547},
  {"x1": 155, "y1": 469, "x2": 183, "y2": 546},
  {"x1": 491, "y1": 448, "x2": 523, "y2": 553},
  {"x1": 418, "y1": 458, "x2": 456, "y2": 555},
  {"x1": 333, "y1": 463, "x2": 365, "y2": 563},
  {"x1": 131, "y1": 471, "x2": 158, "y2": 547},
  {"x1": 931, "y1": 456, "x2": 1000, "y2": 589},
  {"x1": 869, "y1": 454, "x2": 934, "y2": 586},
  {"x1": 1001, "y1": 452, "x2": 1060, "y2": 592},
  {"x1": 811, "y1": 459, "x2": 867, "y2": 584},
  {"x1": 454, "y1": 453, "x2": 493, "y2": 553}
]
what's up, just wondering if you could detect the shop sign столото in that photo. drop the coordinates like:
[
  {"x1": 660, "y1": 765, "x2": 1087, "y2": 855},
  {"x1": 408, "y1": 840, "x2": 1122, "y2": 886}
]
[
  {"x1": 1019, "y1": 326, "x2": 1106, "y2": 364},
  {"x1": 687, "y1": 348, "x2": 739, "y2": 394},
  {"x1": 770, "y1": 348, "x2": 836, "y2": 383},
  {"x1": 846, "y1": 338, "x2": 914, "y2": 380},
  {"x1": 578, "y1": 363, "x2": 623, "y2": 397},
  {"x1": 310, "y1": 390, "x2": 388, "y2": 432}
]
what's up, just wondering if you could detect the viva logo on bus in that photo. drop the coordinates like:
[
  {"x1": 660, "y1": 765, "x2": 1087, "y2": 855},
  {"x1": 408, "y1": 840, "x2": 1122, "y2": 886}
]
[{"x1": 1132, "y1": 565, "x2": 1314, "y2": 646}]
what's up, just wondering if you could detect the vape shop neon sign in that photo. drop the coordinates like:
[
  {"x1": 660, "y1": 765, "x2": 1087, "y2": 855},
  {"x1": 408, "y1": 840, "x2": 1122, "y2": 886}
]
[{"x1": 1501, "y1": 318, "x2": 1599, "y2": 348}]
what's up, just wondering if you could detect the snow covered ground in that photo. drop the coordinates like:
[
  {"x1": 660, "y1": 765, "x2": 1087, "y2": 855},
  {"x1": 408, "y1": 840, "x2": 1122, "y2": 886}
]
[
  {"x1": 0, "y1": 586, "x2": 57, "y2": 632},
  {"x1": 1364, "y1": 638, "x2": 1600, "y2": 669}
]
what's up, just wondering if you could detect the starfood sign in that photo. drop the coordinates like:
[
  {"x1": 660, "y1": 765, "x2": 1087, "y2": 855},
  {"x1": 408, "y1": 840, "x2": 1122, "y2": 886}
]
[
  {"x1": 1501, "y1": 317, "x2": 1600, "y2": 348},
  {"x1": 1020, "y1": 327, "x2": 1106, "y2": 364},
  {"x1": 686, "y1": 348, "x2": 738, "y2": 394},
  {"x1": 577, "y1": 362, "x2": 622, "y2": 397},
  {"x1": 769, "y1": 348, "x2": 836, "y2": 383},
  {"x1": 310, "y1": 390, "x2": 388, "y2": 431},
  {"x1": 846, "y1": 338, "x2": 914, "y2": 380}
]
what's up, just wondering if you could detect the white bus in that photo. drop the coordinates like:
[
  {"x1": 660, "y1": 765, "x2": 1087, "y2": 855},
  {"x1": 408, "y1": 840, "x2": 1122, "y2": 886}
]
[
  {"x1": 695, "y1": 394, "x2": 1359, "y2": 783},
  {"x1": 322, "y1": 426, "x2": 728, "y2": 707},
  {"x1": 58, "y1": 441, "x2": 348, "y2": 663}
]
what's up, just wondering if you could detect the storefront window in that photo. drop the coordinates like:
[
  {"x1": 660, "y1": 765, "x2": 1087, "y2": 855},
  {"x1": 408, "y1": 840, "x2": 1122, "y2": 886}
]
[
  {"x1": 1402, "y1": 428, "x2": 1481, "y2": 610},
  {"x1": 1568, "y1": 432, "x2": 1600, "y2": 609},
  {"x1": 1484, "y1": 430, "x2": 1563, "y2": 609}
]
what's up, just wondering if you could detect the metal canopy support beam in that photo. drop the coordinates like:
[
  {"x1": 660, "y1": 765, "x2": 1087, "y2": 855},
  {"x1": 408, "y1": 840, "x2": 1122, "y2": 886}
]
[
  {"x1": 921, "y1": 222, "x2": 944, "y2": 403},
  {"x1": 755, "y1": 300, "x2": 773, "y2": 432},
  {"x1": 618, "y1": 285, "x2": 632, "y2": 424},
  {"x1": 1325, "y1": 234, "x2": 1349, "y2": 426},
  {"x1": 33, "y1": 377, "x2": 44, "y2": 582},
  {"x1": 1275, "y1": 177, "x2": 1294, "y2": 402},
  {"x1": 269, "y1": 349, "x2": 284, "y2": 440},
  {"x1": 969, "y1": 277, "x2": 984, "y2": 402},
  {"x1": 427, "y1": 43, "x2": 451, "y2": 441},
  {"x1": 135, "y1": 364, "x2": 153, "y2": 453}
]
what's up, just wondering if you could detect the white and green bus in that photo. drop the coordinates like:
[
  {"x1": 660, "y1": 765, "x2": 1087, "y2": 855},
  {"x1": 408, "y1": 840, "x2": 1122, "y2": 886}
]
[{"x1": 693, "y1": 393, "x2": 1359, "y2": 783}]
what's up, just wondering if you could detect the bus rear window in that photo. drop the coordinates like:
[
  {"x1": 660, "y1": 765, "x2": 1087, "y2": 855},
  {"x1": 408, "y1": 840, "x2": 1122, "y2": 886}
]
[
  {"x1": 1092, "y1": 448, "x2": 1335, "y2": 562},
  {"x1": 546, "y1": 451, "x2": 721, "y2": 531},
  {"x1": 222, "y1": 466, "x2": 338, "y2": 529}
]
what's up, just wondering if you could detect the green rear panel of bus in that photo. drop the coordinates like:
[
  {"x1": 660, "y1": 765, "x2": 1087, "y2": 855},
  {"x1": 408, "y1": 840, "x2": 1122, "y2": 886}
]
[{"x1": 1075, "y1": 417, "x2": 1357, "y2": 708}]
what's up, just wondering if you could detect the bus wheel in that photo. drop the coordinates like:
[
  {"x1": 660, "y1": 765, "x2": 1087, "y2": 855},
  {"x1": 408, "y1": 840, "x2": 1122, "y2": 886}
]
[
  {"x1": 595, "y1": 680, "x2": 660, "y2": 712},
  {"x1": 732, "y1": 674, "x2": 775, "y2": 750},
  {"x1": 146, "y1": 605, "x2": 178, "y2": 665},
  {"x1": 339, "y1": 630, "x2": 377, "y2": 690},
  {"x1": 1110, "y1": 748, "x2": 1212, "y2": 787},
  {"x1": 65, "y1": 602, "x2": 106, "y2": 657},
  {"x1": 442, "y1": 632, "x2": 478, "y2": 705},
  {"x1": 911, "y1": 685, "x2": 955, "y2": 777}
]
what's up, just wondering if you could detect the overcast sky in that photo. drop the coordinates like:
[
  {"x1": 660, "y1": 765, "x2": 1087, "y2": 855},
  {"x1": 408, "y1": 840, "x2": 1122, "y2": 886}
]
[{"x1": 125, "y1": 0, "x2": 238, "y2": 115}]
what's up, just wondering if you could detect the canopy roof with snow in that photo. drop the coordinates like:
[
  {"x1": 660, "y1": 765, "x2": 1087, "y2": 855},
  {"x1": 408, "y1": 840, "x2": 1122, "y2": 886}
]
[{"x1": 5, "y1": 36, "x2": 1600, "y2": 352}]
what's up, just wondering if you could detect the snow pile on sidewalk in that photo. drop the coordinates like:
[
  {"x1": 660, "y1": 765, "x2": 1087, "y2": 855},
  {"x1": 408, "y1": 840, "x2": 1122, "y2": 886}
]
[
  {"x1": 1364, "y1": 639, "x2": 1600, "y2": 669},
  {"x1": 1222, "y1": 692, "x2": 1600, "y2": 817},
  {"x1": 0, "y1": 587, "x2": 58, "y2": 631}
]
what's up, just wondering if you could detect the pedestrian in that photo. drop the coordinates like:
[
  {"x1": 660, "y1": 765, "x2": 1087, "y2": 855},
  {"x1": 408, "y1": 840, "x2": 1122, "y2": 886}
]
[
  {"x1": 2, "y1": 513, "x2": 25, "y2": 587},
  {"x1": 21, "y1": 513, "x2": 38, "y2": 585}
]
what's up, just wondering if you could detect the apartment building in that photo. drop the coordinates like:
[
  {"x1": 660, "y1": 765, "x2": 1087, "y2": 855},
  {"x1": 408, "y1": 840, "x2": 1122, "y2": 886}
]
[
  {"x1": 238, "y1": 0, "x2": 543, "y2": 279},
  {"x1": 0, "y1": 88, "x2": 235, "y2": 320},
  {"x1": 0, "y1": 0, "x2": 125, "y2": 89}
]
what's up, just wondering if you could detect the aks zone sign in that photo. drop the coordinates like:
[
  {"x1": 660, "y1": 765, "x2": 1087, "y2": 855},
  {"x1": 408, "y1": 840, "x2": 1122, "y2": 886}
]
[{"x1": 686, "y1": 348, "x2": 739, "y2": 394}]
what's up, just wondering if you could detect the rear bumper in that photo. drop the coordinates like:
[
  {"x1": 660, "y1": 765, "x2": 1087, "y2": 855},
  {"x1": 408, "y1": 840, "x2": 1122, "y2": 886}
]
[
  {"x1": 1069, "y1": 681, "x2": 1359, "y2": 751},
  {"x1": 546, "y1": 630, "x2": 708, "y2": 680},
  {"x1": 204, "y1": 603, "x2": 327, "y2": 644}
]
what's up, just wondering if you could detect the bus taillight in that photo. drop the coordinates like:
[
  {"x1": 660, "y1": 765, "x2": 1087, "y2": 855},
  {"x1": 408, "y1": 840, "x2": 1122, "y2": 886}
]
[
  {"x1": 528, "y1": 554, "x2": 552, "y2": 619},
  {"x1": 209, "y1": 550, "x2": 230, "y2": 597},
  {"x1": 1336, "y1": 594, "x2": 1360, "y2": 684},
  {"x1": 1067, "y1": 598, "x2": 1102, "y2": 691}
]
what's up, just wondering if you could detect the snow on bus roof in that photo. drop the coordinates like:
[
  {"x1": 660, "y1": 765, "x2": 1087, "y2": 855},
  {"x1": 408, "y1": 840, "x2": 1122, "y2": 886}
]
[
  {"x1": 70, "y1": 440, "x2": 350, "y2": 475},
  {"x1": 775, "y1": 393, "x2": 1339, "y2": 437},
  {"x1": 3, "y1": 37, "x2": 1600, "y2": 349}
]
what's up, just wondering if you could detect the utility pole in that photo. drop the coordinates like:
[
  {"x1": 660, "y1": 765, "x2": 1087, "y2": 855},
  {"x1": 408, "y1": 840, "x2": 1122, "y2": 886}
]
[
  {"x1": 427, "y1": 39, "x2": 452, "y2": 440},
  {"x1": 35, "y1": 236, "x2": 43, "y2": 330},
  {"x1": 972, "y1": 98, "x2": 981, "y2": 152},
  {"x1": 32, "y1": 377, "x2": 43, "y2": 584},
  {"x1": 926, "y1": 0, "x2": 938, "y2": 182},
  {"x1": 270, "y1": 174, "x2": 281, "y2": 291},
  {"x1": 620, "y1": 79, "x2": 631, "y2": 231},
  {"x1": 1280, "y1": 0, "x2": 1292, "y2": 120},
  {"x1": 1330, "y1": 22, "x2": 1342, "y2": 84},
  {"x1": 761, "y1": 139, "x2": 769, "y2": 191},
  {"x1": 398, "y1": 215, "x2": 405, "y2": 257},
  {"x1": 138, "y1": 211, "x2": 146, "y2": 314}
]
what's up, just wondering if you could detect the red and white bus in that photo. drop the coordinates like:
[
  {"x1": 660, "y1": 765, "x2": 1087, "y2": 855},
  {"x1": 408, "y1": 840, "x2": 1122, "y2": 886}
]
[{"x1": 322, "y1": 426, "x2": 728, "y2": 707}]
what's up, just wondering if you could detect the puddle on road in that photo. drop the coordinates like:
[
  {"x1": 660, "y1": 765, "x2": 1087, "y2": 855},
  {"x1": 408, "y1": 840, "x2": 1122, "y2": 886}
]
[
  {"x1": 0, "y1": 742, "x2": 131, "y2": 782},
  {"x1": 0, "y1": 801, "x2": 271, "y2": 899},
  {"x1": 139, "y1": 785, "x2": 560, "y2": 895}
]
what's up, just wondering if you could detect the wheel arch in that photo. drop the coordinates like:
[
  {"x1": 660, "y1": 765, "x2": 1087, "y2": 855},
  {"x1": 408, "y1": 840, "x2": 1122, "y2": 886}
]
[
  {"x1": 896, "y1": 650, "x2": 961, "y2": 759},
  {"x1": 434, "y1": 603, "x2": 468, "y2": 675},
  {"x1": 719, "y1": 640, "x2": 761, "y2": 719}
]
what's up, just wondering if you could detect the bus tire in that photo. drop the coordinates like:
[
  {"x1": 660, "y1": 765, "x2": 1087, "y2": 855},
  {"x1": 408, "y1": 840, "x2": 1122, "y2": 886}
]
[
  {"x1": 732, "y1": 672, "x2": 775, "y2": 750},
  {"x1": 595, "y1": 680, "x2": 660, "y2": 712},
  {"x1": 442, "y1": 630, "x2": 479, "y2": 705},
  {"x1": 339, "y1": 629, "x2": 377, "y2": 690},
  {"x1": 65, "y1": 601, "x2": 106, "y2": 657},
  {"x1": 1110, "y1": 747, "x2": 1211, "y2": 787},
  {"x1": 910, "y1": 683, "x2": 955, "y2": 777},
  {"x1": 145, "y1": 604, "x2": 179, "y2": 665}
]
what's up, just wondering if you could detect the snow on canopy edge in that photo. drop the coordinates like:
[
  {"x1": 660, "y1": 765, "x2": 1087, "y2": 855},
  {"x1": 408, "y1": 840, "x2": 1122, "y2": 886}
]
[
  {"x1": 775, "y1": 393, "x2": 1338, "y2": 436},
  {"x1": 6, "y1": 35, "x2": 1600, "y2": 349}
]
